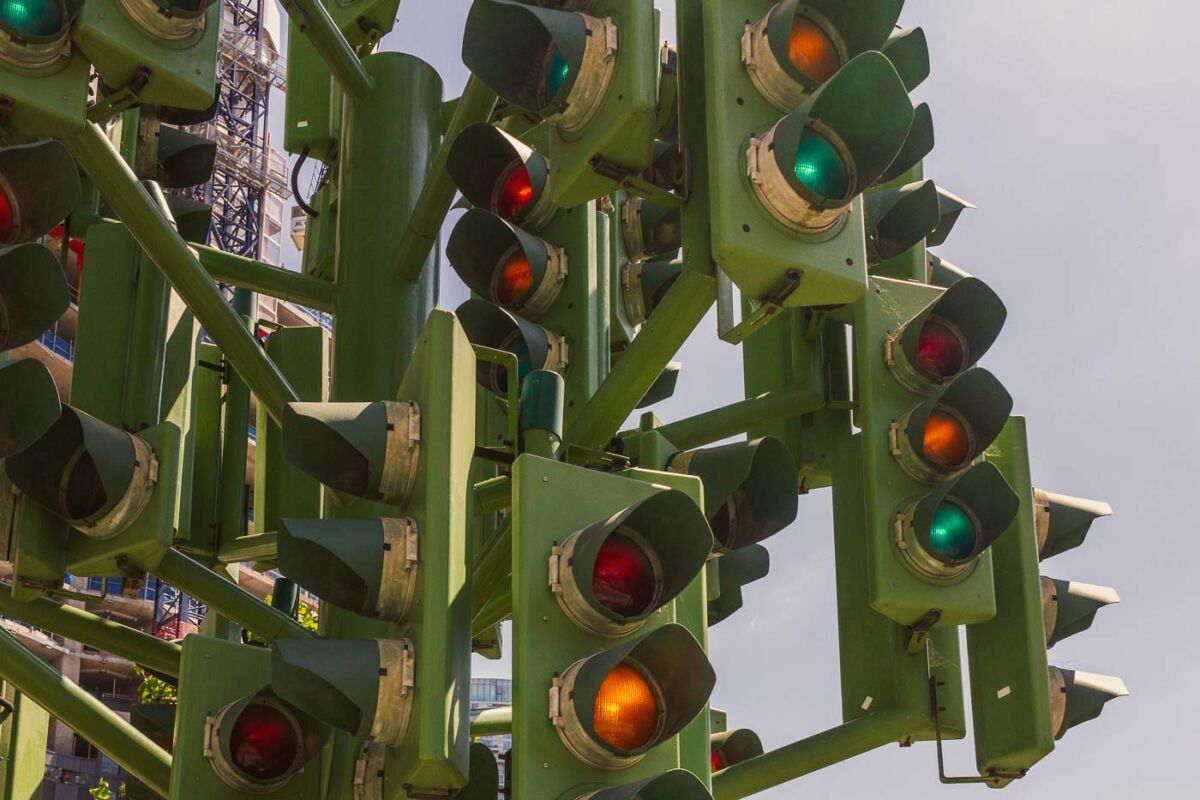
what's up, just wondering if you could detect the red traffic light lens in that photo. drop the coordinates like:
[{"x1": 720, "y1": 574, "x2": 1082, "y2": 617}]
[
  {"x1": 496, "y1": 165, "x2": 535, "y2": 220},
  {"x1": 0, "y1": 185, "x2": 12, "y2": 243},
  {"x1": 592, "y1": 531, "x2": 657, "y2": 617},
  {"x1": 593, "y1": 662, "x2": 659, "y2": 751},
  {"x1": 788, "y1": 15, "x2": 840, "y2": 85},
  {"x1": 0, "y1": 0, "x2": 64, "y2": 37},
  {"x1": 229, "y1": 702, "x2": 300, "y2": 781},
  {"x1": 923, "y1": 408, "x2": 971, "y2": 469},
  {"x1": 916, "y1": 319, "x2": 966, "y2": 381},
  {"x1": 495, "y1": 250, "x2": 534, "y2": 307},
  {"x1": 711, "y1": 751, "x2": 726, "y2": 772}
]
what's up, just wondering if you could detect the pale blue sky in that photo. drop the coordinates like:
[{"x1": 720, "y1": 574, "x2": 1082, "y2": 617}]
[{"x1": 277, "y1": 2, "x2": 1198, "y2": 796}]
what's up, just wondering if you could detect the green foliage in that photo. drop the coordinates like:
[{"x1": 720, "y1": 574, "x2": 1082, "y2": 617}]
[
  {"x1": 89, "y1": 778, "x2": 126, "y2": 799},
  {"x1": 133, "y1": 666, "x2": 177, "y2": 705},
  {"x1": 243, "y1": 594, "x2": 320, "y2": 646}
]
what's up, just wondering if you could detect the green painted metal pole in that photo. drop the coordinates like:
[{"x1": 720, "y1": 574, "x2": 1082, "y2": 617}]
[
  {"x1": 0, "y1": 627, "x2": 173, "y2": 797},
  {"x1": 711, "y1": 712, "x2": 925, "y2": 800},
  {"x1": 472, "y1": 586, "x2": 511, "y2": 638},
  {"x1": 218, "y1": 288, "x2": 253, "y2": 552},
  {"x1": 566, "y1": 269, "x2": 717, "y2": 450},
  {"x1": 150, "y1": 549, "x2": 315, "y2": 643},
  {"x1": 472, "y1": 525, "x2": 511, "y2": 619},
  {"x1": 281, "y1": 0, "x2": 373, "y2": 102},
  {"x1": 394, "y1": 76, "x2": 497, "y2": 281},
  {"x1": 196, "y1": 245, "x2": 335, "y2": 311},
  {"x1": 216, "y1": 532, "x2": 279, "y2": 564},
  {"x1": 66, "y1": 122, "x2": 299, "y2": 425},
  {"x1": 470, "y1": 706, "x2": 512, "y2": 737},
  {"x1": 0, "y1": 583, "x2": 182, "y2": 677},
  {"x1": 121, "y1": 182, "x2": 171, "y2": 431},
  {"x1": 652, "y1": 384, "x2": 827, "y2": 451},
  {"x1": 473, "y1": 475, "x2": 512, "y2": 517}
]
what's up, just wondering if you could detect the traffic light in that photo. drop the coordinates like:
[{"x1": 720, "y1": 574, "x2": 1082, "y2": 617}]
[
  {"x1": 462, "y1": 0, "x2": 659, "y2": 206},
  {"x1": 269, "y1": 310, "x2": 476, "y2": 792},
  {"x1": 707, "y1": 544, "x2": 769, "y2": 626},
  {"x1": 72, "y1": 0, "x2": 220, "y2": 111},
  {"x1": 154, "y1": 125, "x2": 216, "y2": 243},
  {"x1": 512, "y1": 455, "x2": 716, "y2": 798},
  {"x1": 854, "y1": 275, "x2": 1018, "y2": 626},
  {"x1": 863, "y1": 180, "x2": 940, "y2": 267},
  {"x1": 170, "y1": 635, "x2": 327, "y2": 797},
  {"x1": 710, "y1": 728, "x2": 763, "y2": 773},
  {"x1": 447, "y1": 122, "x2": 557, "y2": 232},
  {"x1": 702, "y1": 0, "x2": 917, "y2": 308},
  {"x1": 457, "y1": 297, "x2": 567, "y2": 395},
  {"x1": 0, "y1": 0, "x2": 90, "y2": 136}
]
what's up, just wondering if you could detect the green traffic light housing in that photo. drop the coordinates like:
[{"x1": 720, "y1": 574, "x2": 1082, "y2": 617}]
[
  {"x1": 155, "y1": 126, "x2": 217, "y2": 189},
  {"x1": 748, "y1": 51, "x2": 914, "y2": 232},
  {"x1": 447, "y1": 122, "x2": 556, "y2": 230},
  {"x1": 272, "y1": 637, "x2": 415, "y2": 746},
  {"x1": 463, "y1": 0, "x2": 617, "y2": 132},
  {"x1": 890, "y1": 368, "x2": 1013, "y2": 484},
  {"x1": 881, "y1": 27, "x2": 930, "y2": 92},
  {"x1": 708, "y1": 544, "x2": 770, "y2": 626},
  {"x1": 0, "y1": 243, "x2": 70, "y2": 352},
  {"x1": 742, "y1": 0, "x2": 903, "y2": 110},
  {"x1": 550, "y1": 489, "x2": 713, "y2": 636},
  {"x1": 710, "y1": 728, "x2": 764, "y2": 772},
  {"x1": 282, "y1": 400, "x2": 422, "y2": 507},
  {"x1": 886, "y1": 277, "x2": 1008, "y2": 395},
  {"x1": 278, "y1": 517, "x2": 419, "y2": 623},
  {"x1": 0, "y1": 357, "x2": 61, "y2": 457},
  {"x1": 447, "y1": 209, "x2": 567, "y2": 319},
  {"x1": 551, "y1": 622, "x2": 715, "y2": 769},
  {"x1": 164, "y1": 194, "x2": 213, "y2": 243},
  {"x1": 456, "y1": 298, "x2": 567, "y2": 395},
  {"x1": 620, "y1": 257, "x2": 682, "y2": 327},
  {"x1": 0, "y1": 139, "x2": 81, "y2": 244},
  {"x1": 621, "y1": 197, "x2": 682, "y2": 263},
  {"x1": 1048, "y1": 667, "x2": 1128, "y2": 740},
  {"x1": 1033, "y1": 489, "x2": 1113, "y2": 560},
  {"x1": 926, "y1": 186, "x2": 975, "y2": 247},
  {"x1": 668, "y1": 437, "x2": 798, "y2": 552},
  {"x1": 878, "y1": 101, "x2": 935, "y2": 185},
  {"x1": 864, "y1": 179, "x2": 940, "y2": 265},
  {"x1": 576, "y1": 770, "x2": 714, "y2": 800},
  {"x1": 894, "y1": 461, "x2": 1020, "y2": 583},
  {"x1": 1040, "y1": 577, "x2": 1120, "y2": 648}
]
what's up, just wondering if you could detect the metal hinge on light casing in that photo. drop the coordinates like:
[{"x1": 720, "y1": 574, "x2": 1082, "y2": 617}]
[
  {"x1": 548, "y1": 545, "x2": 564, "y2": 595},
  {"x1": 548, "y1": 677, "x2": 564, "y2": 727},
  {"x1": 201, "y1": 715, "x2": 217, "y2": 759}
]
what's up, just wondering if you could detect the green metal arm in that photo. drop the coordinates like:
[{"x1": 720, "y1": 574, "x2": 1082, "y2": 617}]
[
  {"x1": 473, "y1": 475, "x2": 512, "y2": 517},
  {"x1": 0, "y1": 626, "x2": 173, "y2": 797},
  {"x1": 196, "y1": 245, "x2": 335, "y2": 312},
  {"x1": 0, "y1": 582, "x2": 182, "y2": 678},
  {"x1": 149, "y1": 549, "x2": 316, "y2": 643},
  {"x1": 395, "y1": 77, "x2": 498, "y2": 281},
  {"x1": 65, "y1": 122, "x2": 300, "y2": 426},
  {"x1": 281, "y1": 0, "x2": 374, "y2": 102},
  {"x1": 216, "y1": 532, "x2": 279, "y2": 565},
  {"x1": 470, "y1": 706, "x2": 512, "y2": 737},
  {"x1": 650, "y1": 383, "x2": 827, "y2": 451}
]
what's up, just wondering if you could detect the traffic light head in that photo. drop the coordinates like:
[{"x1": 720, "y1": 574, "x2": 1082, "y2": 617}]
[
  {"x1": 448, "y1": 209, "x2": 567, "y2": 319},
  {"x1": 551, "y1": 489, "x2": 713, "y2": 636},
  {"x1": 447, "y1": 122, "x2": 556, "y2": 230},
  {"x1": 668, "y1": 437, "x2": 798, "y2": 552},
  {"x1": 0, "y1": 243, "x2": 69, "y2": 352},
  {"x1": 1048, "y1": 668, "x2": 1128, "y2": 740},
  {"x1": 580, "y1": 769, "x2": 713, "y2": 800},
  {"x1": 926, "y1": 186, "x2": 974, "y2": 247},
  {"x1": 878, "y1": 101, "x2": 935, "y2": 185},
  {"x1": 281, "y1": 400, "x2": 421, "y2": 507},
  {"x1": 708, "y1": 544, "x2": 770, "y2": 626},
  {"x1": 1034, "y1": 489, "x2": 1113, "y2": 559},
  {"x1": 154, "y1": 126, "x2": 217, "y2": 189},
  {"x1": 206, "y1": 688, "x2": 329, "y2": 793},
  {"x1": 742, "y1": 0, "x2": 904, "y2": 109},
  {"x1": 0, "y1": 357, "x2": 61, "y2": 457},
  {"x1": 620, "y1": 258, "x2": 682, "y2": 327},
  {"x1": 710, "y1": 728, "x2": 763, "y2": 773},
  {"x1": 881, "y1": 27, "x2": 930, "y2": 92},
  {"x1": 552, "y1": 623, "x2": 714, "y2": 769},
  {"x1": 278, "y1": 516, "x2": 418, "y2": 623},
  {"x1": 463, "y1": 0, "x2": 616, "y2": 132},
  {"x1": 0, "y1": 139, "x2": 81, "y2": 244},
  {"x1": 894, "y1": 461, "x2": 1019, "y2": 582},
  {"x1": 1041, "y1": 578, "x2": 1119, "y2": 648},
  {"x1": 886, "y1": 277, "x2": 1008, "y2": 395},
  {"x1": 457, "y1": 297, "x2": 566, "y2": 394},
  {"x1": 749, "y1": 52, "x2": 914, "y2": 233},
  {"x1": 621, "y1": 198, "x2": 681, "y2": 263},
  {"x1": 864, "y1": 179, "x2": 940, "y2": 265}
]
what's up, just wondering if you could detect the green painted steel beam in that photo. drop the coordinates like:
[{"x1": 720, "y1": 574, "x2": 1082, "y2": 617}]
[
  {"x1": 473, "y1": 475, "x2": 512, "y2": 517},
  {"x1": 65, "y1": 122, "x2": 300, "y2": 426},
  {"x1": 0, "y1": 627, "x2": 173, "y2": 797},
  {"x1": 282, "y1": 0, "x2": 374, "y2": 102},
  {"x1": 216, "y1": 532, "x2": 279, "y2": 564},
  {"x1": 218, "y1": 289, "x2": 254, "y2": 555},
  {"x1": 566, "y1": 268, "x2": 717, "y2": 450},
  {"x1": 470, "y1": 706, "x2": 512, "y2": 737},
  {"x1": 652, "y1": 384, "x2": 827, "y2": 452},
  {"x1": 196, "y1": 245, "x2": 335, "y2": 311},
  {"x1": 0, "y1": 583, "x2": 182, "y2": 678},
  {"x1": 395, "y1": 76, "x2": 498, "y2": 281},
  {"x1": 711, "y1": 712, "x2": 926, "y2": 800},
  {"x1": 150, "y1": 549, "x2": 316, "y2": 643}
]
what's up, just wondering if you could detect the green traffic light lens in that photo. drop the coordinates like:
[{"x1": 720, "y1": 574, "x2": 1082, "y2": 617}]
[
  {"x1": 543, "y1": 46, "x2": 570, "y2": 103},
  {"x1": 793, "y1": 129, "x2": 849, "y2": 200},
  {"x1": 0, "y1": 0, "x2": 64, "y2": 37},
  {"x1": 928, "y1": 502, "x2": 977, "y2": 561}
]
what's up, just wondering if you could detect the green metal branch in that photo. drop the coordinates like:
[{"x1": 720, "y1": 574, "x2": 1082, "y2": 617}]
[
  {"x1": 566, "y1": 268, "x2": 718, "y2": 450},
  {"x1": 149, "y1": 549, "x2": 316, "y2": 643},
  {"x1": 196, "y1": 245, "x2": 335, "y2": 311},
  {"x1": 470, "y1": 706, "x2": 512, "y2": 737},
  {"x1": 65, "y1": 122, "x2": 300, "y2": 426},
  {"x1": 0, "y1": 583, "x2": 182, "y2": 678},
  {"x1": 281, "y1": 0, "x2": 374, "y2": 102},
  {"x1": 395, "y1": 77, "x2": 498, "y2": 281},
  {"x1": 472, "y1": 586, "x2": 512, "y2": 638},
  {"x1": 0, "y1": 626, "x2": 173, "y2": 797},
  {"x1": 216, "y1": 532, "x2": 279, "y2": 565},
  {"x1": 651, "y1": 384, "x2": 827, "y2": 451},
  {"x1": 473, "y1": 475, "x2": 512, "y2": 517},
  {"x1": 711, "y1": 712, "x2": 925, "y2": 800}
]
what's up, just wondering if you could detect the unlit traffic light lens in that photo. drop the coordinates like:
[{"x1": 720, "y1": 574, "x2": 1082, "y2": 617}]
[
  {"x1": 929, "y1": 502, "x2": 976, "y2": 561},
  {"x1": 495, "y1": 250, "x2": 534, "y2": 307},
  {"x1": 592, "y1": 532, "x2": 657, "y2": 617},
  {"x1": 923, "y1": 408, "x2": 970, "y2": 468},
  {"x1": 544, "y1": 47, "x2": 570, "y2": 102},
  {"x1": 793, "y1": 130, "x2": 849, "y2": 200},
  {"x1": 593, "y1": 663, "x2": 659, "y2": 751},
  {"x1": 229, "y1": 702, "x2": 301, "y2": 782},
  {"x1": 916, "y1": 319, "x2": 966, "y2": 380},
  {"x1": 788, "y1": 16, "x2": 840, "y2": 85},
  {"x1": 0, "y1": 0, "x2": 63, "y2": 36},
  {"x1": 496, "y1": 166, "x2": 535, "y2": 220}
]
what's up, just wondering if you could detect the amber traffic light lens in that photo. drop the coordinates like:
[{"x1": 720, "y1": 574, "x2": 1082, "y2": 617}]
[
  {"x1": 592, "y1": 531, "x2": 658, "y2": 617},
  {"x1": 788, "y1": 16, "x2": 840, "y2": 85},
  {"x1": 916, "y1": 319, "x2": 966, "y2": 381},
  {"x1": 593, "y1": 663, "x2": 659, "y2": 751},
  {"x1": 923, "y1": 408, "x2": 971, "y2": 468},
  {"x1": 229, "y1": 702, "x2": 300, "y2": 781},
  {"x1": 495, "y1": 250, "x2": 534, "y2": 307}
]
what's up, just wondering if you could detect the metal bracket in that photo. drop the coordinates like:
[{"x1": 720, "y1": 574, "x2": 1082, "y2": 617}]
[
  {"x1": 589, "y1": 155, "x2": 685, "y2": 208},
  {"x1": 561, "y1": 444, "x2": 630, "y2": 472},
  {"x1": 87, "y1": 67, "x2": 152, "y2": 124},
  {"x1": 718, "y1": 268, "x2": 803, "y2": 344},
  {"x1": 906, "y1": 609, "x2": 942, "y2": 654},
  {"x1": 928, "y1": 668, "x2": 1027, "y2": 786}
]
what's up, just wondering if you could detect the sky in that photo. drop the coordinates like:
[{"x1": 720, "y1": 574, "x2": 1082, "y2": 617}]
[{"x1": 274, "y1": 1, "x2": 1200, "y2": 796}]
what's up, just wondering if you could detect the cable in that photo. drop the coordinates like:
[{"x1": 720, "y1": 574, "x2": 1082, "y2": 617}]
[{"x1": 292, "y1": 147, "x2": 320, "y2": 217}]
